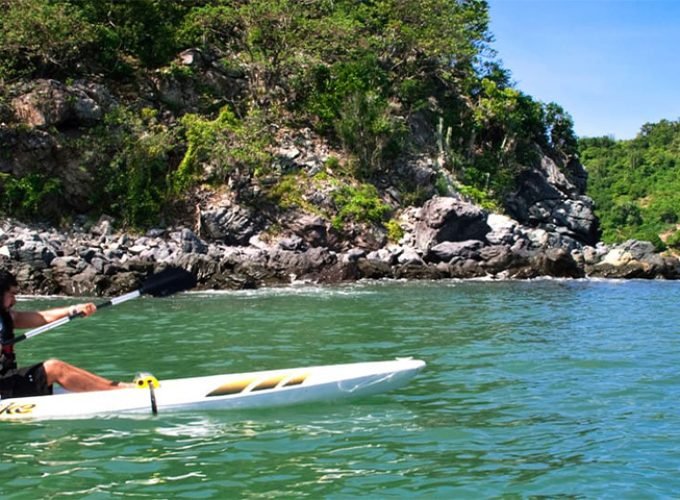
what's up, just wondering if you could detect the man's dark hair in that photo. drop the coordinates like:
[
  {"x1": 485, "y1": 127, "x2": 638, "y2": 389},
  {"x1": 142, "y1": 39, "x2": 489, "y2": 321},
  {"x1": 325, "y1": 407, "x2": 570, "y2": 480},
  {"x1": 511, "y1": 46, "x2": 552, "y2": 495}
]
[{"x1": 0, "y1": 269, "x2": 18, "y2": 295}]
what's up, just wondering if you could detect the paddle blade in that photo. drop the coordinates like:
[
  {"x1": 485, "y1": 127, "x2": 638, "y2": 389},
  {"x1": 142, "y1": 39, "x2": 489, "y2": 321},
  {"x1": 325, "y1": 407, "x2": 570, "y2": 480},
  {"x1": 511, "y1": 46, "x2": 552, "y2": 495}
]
[{"x1": 140, "y1": 267, "x2": 197, "y2": 297}]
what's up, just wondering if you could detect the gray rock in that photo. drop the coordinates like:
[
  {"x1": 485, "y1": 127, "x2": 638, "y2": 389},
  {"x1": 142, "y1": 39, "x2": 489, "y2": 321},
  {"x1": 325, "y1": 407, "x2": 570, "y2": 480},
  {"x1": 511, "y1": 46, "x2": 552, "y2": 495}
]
[
  {"x1": 344, "y1": 248, "x2": 366, "y2": 263},
  {"x1": 290, "y1": 214, "x2": 328, "y2": 248},
  {"x1": 0, "y1": 127, "x2": 60, "y2": 177},
  {"x1": 486, "y1": 214, "x2": 518, "y2": 245},
  {"x1": 278, "y1": 235, "x2": 305, "y2": 251},
  {"x1": 11, "y1": 79, "x2": 104, "y2": 128},
  {"x1": 504, "y1": 147, "x2": 599, "y2": 245},
  {"x1": 426, "y1": 240, "x2": 484, "y2": 263},
  {"x1": 397, "y1": 247, "x2": 424, "y2": 266},
  {"x1": 366, "y1": 247, "x2": 397, "y2": 265},
  {"x1": 78, "y1": 247, "x2": 98, "y2": 262},
  {"x1": 70, "y1": 89, "x2": 102, "y2": 123},
  {"x1": 617, "y1": 240, "x2": 656, "y2": 261},
  {"x1": 530, "y1": 248, "x2": 584, "y2": 278},
  {"x1": 267, "y1": 247, "x2": 336, "y2": 278},
  {"x1": 179, "y1": 228, "x2": 208, "y2": 254},
  {"x1": 12, "y1": 80, "x2": 71, "y2": 127},
  {"x1": 201, "y1": 203, "x2": 260, "y2": 245},
  {"x1": 479, "y1": 245, "x2": 515, "y2": 273},
  {"x1": 414, "y1": 197, "x2": 490, "y2": 251}
]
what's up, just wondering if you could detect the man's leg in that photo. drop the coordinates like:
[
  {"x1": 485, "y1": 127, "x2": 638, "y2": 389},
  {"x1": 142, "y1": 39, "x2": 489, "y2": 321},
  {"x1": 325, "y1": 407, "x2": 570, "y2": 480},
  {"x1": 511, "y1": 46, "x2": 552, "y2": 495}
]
[{"x1": 43, "y1": 359, "x2": 133, "y2": 391}]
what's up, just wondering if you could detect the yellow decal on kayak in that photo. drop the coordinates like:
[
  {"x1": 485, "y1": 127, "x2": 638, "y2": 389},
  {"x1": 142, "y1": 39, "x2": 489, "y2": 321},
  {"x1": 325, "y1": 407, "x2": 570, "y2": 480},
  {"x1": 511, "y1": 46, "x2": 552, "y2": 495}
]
[
  {"x1": 251, "y1": 374, "x2": 288, "y2": 392},
  {"x1": 206, "y1": 378, "x2": 256, "y2": 396},
  {"x1": 0, "y1": 402, "x2": 36, "y2": 415},
  {"x1": 206, "y1": 372, "x2": 308, "y2": 397},
  {"x1": 280, "y1": 372, "x2": 307, "y2": 388}
]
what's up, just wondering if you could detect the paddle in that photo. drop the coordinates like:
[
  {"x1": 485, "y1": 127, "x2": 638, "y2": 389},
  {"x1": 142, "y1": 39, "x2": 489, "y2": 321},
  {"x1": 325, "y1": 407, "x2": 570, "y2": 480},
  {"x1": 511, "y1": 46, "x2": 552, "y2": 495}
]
[{"x1": 9, "y1": 267, "x2": 197, "y2": 345}]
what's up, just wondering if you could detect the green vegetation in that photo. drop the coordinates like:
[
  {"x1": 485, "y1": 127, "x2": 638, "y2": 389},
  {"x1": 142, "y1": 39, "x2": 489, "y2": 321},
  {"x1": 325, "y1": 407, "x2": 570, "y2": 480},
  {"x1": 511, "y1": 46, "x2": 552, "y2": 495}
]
[
  {"x1": 267, "y1": 173, "x2": 317, "y2": 213},
  {"x1": 0, "y1": 0, "x2": 198, "y2": 78},
  {"x1": 580, "y1": 120, "x2": 680, "y2": 249},
  {"x1": 0, "y1": 172, "x2": 61, "y2": 219},
  {"x1": 0, "y1": 0, "x2": 96, "y2": 79},
  {"x1": 385, "y1": 219, "x2": 405, "y2": 243},
  {"x1": 174, "y1": 106, "x2": 272, "y2": 194},
  {"x1": 107, "y1": 124, "x2": 176, "y2": 228},
  {"x1": 267, "y1": 170, "x2": 391, "y2": 231},
  {"x1": 0, "y1": 0, "x2": 582, "y2": 232},
  {"x1": 331, "y1": 184, "x2": 391, "y2": 230},
  {"x1": 85, "y1": 107, "x2": 178, "y2": 228}
]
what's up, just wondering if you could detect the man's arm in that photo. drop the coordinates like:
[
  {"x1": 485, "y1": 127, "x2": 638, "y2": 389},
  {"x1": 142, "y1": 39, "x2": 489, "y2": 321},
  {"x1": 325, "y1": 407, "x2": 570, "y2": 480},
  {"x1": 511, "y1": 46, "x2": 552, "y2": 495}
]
[{"x1": 12, "y1": 303, "x2": 97, "y2": 329}]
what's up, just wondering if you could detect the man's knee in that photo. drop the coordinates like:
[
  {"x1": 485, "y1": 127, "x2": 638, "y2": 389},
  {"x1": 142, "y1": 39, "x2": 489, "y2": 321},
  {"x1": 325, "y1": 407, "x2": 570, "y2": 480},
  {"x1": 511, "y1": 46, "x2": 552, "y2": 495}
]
[{"x1": 43, "y1": 358, "x2": 66, "y2": 375}]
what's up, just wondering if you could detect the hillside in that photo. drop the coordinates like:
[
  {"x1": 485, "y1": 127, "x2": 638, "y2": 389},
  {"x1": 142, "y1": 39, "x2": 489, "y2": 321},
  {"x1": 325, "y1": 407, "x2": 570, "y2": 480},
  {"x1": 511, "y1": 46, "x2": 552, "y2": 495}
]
[
  {"x1": 580, "y1": 120, "x2": 680, "y2": 249},
  {"x1": 8, "y1": 1, "x2": 675, "y2": 293},
  {"x1": 1, "y1": 1, "x2": 581, "y2": 232}
]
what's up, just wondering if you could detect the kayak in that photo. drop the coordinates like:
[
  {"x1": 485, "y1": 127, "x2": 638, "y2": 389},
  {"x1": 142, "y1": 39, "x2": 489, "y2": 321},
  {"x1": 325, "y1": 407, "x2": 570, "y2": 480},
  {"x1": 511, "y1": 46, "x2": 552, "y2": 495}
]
[{"x1": 0, "y1": 358, "x2": 425, "y2": 421}]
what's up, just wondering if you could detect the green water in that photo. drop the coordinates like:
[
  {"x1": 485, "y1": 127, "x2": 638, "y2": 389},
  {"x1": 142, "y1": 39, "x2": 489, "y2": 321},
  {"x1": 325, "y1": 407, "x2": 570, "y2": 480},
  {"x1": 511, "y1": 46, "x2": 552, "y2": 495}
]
[{"x1": 2, "y1": 279, "x2": 680, "y2": 498}]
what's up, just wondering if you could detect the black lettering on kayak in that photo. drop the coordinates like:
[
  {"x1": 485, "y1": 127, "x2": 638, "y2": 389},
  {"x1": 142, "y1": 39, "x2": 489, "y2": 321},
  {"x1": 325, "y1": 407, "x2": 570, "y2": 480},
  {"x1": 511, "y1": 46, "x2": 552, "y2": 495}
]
[{"x1": 0, "y1": 402, "x2": 36, "y2": 415}]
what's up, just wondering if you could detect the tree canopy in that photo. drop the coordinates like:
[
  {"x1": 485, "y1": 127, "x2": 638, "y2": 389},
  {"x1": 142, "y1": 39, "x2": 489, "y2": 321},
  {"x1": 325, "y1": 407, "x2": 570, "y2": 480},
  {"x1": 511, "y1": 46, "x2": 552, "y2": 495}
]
[
  {"x1": 1, "y1": 0, "x2": 581, "y2": 229},
  {"x1": 580, "y1": 119, "x2": 680, "y2": 249}
]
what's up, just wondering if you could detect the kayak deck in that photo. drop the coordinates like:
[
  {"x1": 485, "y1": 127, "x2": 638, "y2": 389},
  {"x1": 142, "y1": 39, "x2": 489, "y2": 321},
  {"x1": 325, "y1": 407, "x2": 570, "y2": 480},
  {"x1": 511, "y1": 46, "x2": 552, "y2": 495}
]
[{"x1": 0, "y1": 358, "x2": 425, "y2": 421}]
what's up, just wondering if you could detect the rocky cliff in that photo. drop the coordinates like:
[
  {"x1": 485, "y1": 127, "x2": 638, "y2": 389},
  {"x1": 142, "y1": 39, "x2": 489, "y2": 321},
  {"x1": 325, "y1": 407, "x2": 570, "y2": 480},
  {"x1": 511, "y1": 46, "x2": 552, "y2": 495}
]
[{"x1": 1, "y1": 51, "x2": 678, "y2": 295}]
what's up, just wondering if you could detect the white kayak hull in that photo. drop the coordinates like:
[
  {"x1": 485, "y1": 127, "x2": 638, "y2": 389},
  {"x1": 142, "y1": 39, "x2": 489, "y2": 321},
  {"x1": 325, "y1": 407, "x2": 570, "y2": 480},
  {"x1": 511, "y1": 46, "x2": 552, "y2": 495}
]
[{"x1": 0, "y1": 358, "x2": 425, "y2": 421}]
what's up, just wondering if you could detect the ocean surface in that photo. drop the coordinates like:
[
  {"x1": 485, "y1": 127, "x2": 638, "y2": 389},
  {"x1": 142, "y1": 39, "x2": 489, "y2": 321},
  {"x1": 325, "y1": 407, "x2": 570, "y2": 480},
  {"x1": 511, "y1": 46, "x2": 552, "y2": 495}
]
[{"x1": 2, "y1": 279, "x2": 680, "y2": 498}]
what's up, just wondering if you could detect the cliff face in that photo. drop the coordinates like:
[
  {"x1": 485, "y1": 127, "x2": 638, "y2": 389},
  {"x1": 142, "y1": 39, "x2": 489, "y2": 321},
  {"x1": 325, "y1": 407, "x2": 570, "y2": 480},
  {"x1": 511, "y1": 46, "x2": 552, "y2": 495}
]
[
  {"x1": 1, "y1": 50, "x2": 674, "y2": 294},
  {"x1": 504, "y1": 151, "x2": 600, "y2": 246},
  {"x1": 1, "y1": 46, "x2": 595, "y2": 237}
]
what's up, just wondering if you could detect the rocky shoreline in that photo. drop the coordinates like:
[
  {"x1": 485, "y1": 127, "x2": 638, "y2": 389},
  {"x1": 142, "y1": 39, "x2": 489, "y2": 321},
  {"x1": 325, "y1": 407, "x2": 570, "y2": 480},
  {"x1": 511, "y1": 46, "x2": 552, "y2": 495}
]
[
  {"x1": 0, "y1": 73, "x2": 680, "y2": 296},
  {"x1": 5, "y1": 73, "x2": 677, "y2": 296},
  {"x1": 2, "y1": 195, "x2": 678, "y2": 297}
]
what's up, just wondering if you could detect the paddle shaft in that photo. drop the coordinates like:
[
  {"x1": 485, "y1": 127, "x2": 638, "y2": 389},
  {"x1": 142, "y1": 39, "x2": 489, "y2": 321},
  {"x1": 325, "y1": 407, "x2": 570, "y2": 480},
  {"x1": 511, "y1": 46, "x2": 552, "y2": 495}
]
[
  {"x1": 10, "y1": 291, "x2": 142, "y2": 344},
  {"x1": 6, "y1": 267, "x2": 195, "y2": 345}
]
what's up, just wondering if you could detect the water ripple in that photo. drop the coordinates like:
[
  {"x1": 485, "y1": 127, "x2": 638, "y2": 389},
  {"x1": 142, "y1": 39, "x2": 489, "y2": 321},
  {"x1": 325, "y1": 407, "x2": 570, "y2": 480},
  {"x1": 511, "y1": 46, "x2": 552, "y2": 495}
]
[{"x1": 4, "y1": 280, "x2": 680, "y2": 497}]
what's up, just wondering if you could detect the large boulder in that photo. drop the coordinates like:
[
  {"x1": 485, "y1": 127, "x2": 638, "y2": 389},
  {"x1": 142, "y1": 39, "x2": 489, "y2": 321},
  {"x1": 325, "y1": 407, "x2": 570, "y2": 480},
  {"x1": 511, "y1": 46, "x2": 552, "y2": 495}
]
[
  {"x1": 414, "y1": 197, "x2": 490, "y2": 251},
  {"x1": 425, "y1": 240, "x2": 484, "y2": 263},
  {"x1": 11, "y1": 79, "x2": 105, "y2": 128},
  {"x1": 0, "y1": 127, "x2": 60, "y2": 176},
  {"x1": 290, "y1": 214, "x2": 328, "y2": 248},
  {"x1": 528, "y1": 197, "x2": 599, "y2": 244},
  {"x1": 266, "y1": 247, "x2": 337, "y2": 281},
  {"x1": 486, "y1": 213, "x2": 519, "y2": 245},
  {"x1": 529, "y1": 247, "x2": 584, "y2": 278},
  {"x1": 201, "y1": 203, "x2": 261, "y2": 246},
  {"x1": 505, "y1": 150, "x2": 600, "y2": 245}
]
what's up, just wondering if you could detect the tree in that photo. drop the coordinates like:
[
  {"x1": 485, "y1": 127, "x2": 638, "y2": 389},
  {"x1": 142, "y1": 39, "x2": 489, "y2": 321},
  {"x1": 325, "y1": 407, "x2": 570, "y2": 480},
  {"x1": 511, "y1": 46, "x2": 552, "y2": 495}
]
[
  {"x1": 580, "y1": 119, "x2": 680, "y2": 247},
  {"x1": 544, "y1": 102, "x2": 577, "y2": 156},
  {"x1": 0, "y1": 0, "x2": 96, "y2": 79}
]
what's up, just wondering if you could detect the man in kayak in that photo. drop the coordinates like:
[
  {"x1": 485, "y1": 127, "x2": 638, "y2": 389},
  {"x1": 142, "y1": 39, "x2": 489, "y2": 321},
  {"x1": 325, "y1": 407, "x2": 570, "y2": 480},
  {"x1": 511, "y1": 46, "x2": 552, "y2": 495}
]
[{"x1": 0, "y1": 269, "x2": 132, "y2": 398}]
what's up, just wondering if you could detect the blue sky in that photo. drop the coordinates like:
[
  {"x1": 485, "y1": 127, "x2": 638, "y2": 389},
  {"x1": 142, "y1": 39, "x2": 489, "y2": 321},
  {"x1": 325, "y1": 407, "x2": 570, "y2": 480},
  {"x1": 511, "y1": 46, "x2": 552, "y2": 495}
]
[{"x1": 486, "y1": 0, "x2": 680, "y2": 139}]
